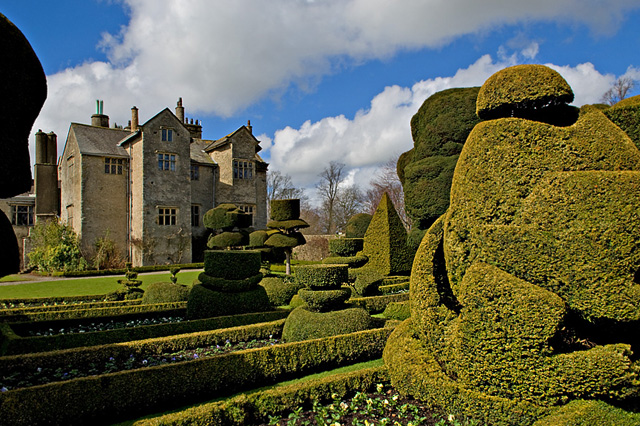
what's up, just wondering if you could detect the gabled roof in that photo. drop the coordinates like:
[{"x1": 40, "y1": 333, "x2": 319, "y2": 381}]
[
  {"x1": 70, "y1": 123, "x2": 130, "y2": 157},
  {"x1": 204, "y1": 125, "x2": 262, "y2": 153},
  {"x1": 190, "y1": 139, "x2": 217, "y2": 166}
]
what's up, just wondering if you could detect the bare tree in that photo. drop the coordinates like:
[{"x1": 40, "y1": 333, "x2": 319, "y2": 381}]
[
  {"x1": 334, "y1": 184, "x2": 365, "y2": 233},
  {"x1": 601, "y1": 77, "x2": 636, "y2": 106},
  {"x1": 267, "y1": 170, "x2": 306, "y2": 218},
  {"x1": 364, "y1": 156, "x2": 410, "y2": 229},
  {"x1": 316, "y1": 161, "x2": 345, "y2": 234}
]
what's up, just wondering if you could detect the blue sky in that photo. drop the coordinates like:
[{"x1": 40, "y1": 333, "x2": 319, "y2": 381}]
[{"x1": 3, "y1": 0, "x2": 640, "y2": 195}]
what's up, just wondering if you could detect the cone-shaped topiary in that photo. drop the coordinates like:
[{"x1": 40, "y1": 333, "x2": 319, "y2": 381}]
[{"x1": 362, "y1": 193, "x2": 412, "y2": 276}]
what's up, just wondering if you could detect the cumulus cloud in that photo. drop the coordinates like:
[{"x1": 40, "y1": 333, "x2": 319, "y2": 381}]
[
  {"x1": 266, "y1": 54, "x2": 633, "y2": 201},
  {"x1": 32, "y1": 0, "x2": 640, "y2": 142}
]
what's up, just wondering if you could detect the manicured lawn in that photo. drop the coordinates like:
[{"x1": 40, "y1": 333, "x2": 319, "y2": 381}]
[{"x1": 0, "y1": 270, "x2": 202, "y2": 299}]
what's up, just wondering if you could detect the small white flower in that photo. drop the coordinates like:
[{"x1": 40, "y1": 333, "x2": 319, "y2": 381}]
[{"x1": 448, "y1": 414, "x2": 455, "y2": 422}]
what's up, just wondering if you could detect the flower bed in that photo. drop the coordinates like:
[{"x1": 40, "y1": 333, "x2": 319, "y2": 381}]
[{"x1": 0, "y1": 326, "x2": 393, "y2": 426}]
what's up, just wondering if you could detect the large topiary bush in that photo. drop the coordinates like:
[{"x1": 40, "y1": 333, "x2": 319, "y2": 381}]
[
  {"x1": 362, "y1": 193, "x2": 412, "y2": 276},
  {"x1": 142, "y1": 282, "x2": 191, "y2": 304},
  {"x1": 344, "y1": 213, "x2": 372, "y2": 238},
  {"x1": 384, "y1": 64, "x2": 640, "y2": 425},
  {"x1": 604, "y1": 94, "x2": 640, "y2": 150},
  {"x1": 265, "y1": 199, "x2": 309, "y2": 275},
  {"x1": 398, "y1": 87, "x2": 482, "y2": 231}
]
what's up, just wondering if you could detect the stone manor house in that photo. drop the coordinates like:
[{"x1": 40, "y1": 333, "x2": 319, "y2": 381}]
[{"x1": 1, "y1": 99, "x2": 268, "y2": 267}]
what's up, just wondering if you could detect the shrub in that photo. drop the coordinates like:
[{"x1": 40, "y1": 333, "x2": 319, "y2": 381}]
[
  {"x1": 186, "y1": 284, "x2": 271, "y2": 319},
  {"x1": 197, "y1": 272, "x2": 263, "y2": 293},
  {"x1": 352, "y1": 267, "x2": 384, "y2": 297},
  {"x1": 382, "y1": 301, "x2": 411, "y2": 320},
  {"x1": 282, "y1": 306, "x2": 372, "y2": 342},
  {"x1": 321, "y1": 254, "x2": 368, "y2": 269},
  {"x1": 604, "y1": 94, "x2": 640, "y2": 150},
  {"x1": 259, "y1": 276, "x2": 303, "y2": 307},
  {"x1": 203, "y1": 250, "x2": 261, "y2": 280},
  {"x1": 329, "y1": 238, "x2": 364, "y2": 257},
  {"x1": 362, "y1": 193, "x2": 412, "y2": 276},
  {"x1": 294, "y1": 264, "x2": 349, "y2": 289},
  {"x1": 344, "y1": 213, "x2": 372, "y2": 238},
  {"x1": 270, "y1": 198, "x2": 301, "y2": 221},
  {"x1": 141, "y1": 282, "x2": 190, "y2": 304},
  {"x1": 533, "y1": 399, "x2": 640, "y2": 426},
  {"x1": 476, "y1": 64, "x2": 574, "y2": 120},
  {"x1": 203, "y1": 203, "x2": 251, "y2": 230},
  {"x1": 208, "y1": 231, "x2": 249, "y2": 249},
  {"x1": 27, "y1": 219, "x2": 87, "y2": 273},
  {"x1": 298, "y1": 288, "x2": 351, "y2": 312}
]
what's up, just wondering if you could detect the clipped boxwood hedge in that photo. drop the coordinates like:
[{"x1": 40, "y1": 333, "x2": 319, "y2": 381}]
[
  {"x1": 270, "y1": 199, "x2": 301, "y2": 221},
  {"x1": 349, "y1": 293, "x2": 410, "y2": 314},
  {"x1": 0, "y1": 309, "x2": 287, "y2": 356},
  {"x1": 329, "y1": 238, "x2": 364, "y2": 257},
  {"x1": 298, "y1": 288, "x2": 351, "y2": 312},
  {"x1": 345, "y1": 214, "x2": 372, "y2": 238},
  {"x1": 382, "y1": 301, "x2": 411, "y2": 321},
  {"x1": 135, "y1": 365, "x2": 389, "y2": 426},
  {"x1": 260, "y1": 276, "x2": 303, "y2": 307},
  {"x1": 203, "y1": 250, "x2": 261, "y2": 280},
  {"x1": 141, "y1": 283, "x2": 191, "y2": 304},
  {"x1": 0, "y1": 326, "x2": 393, "y2": 426},
  {"x1": 53, "y1": 263, "x2": 204, "y2": 278},
  {"x1": 0, "y1": 300, "x2": 141, "y2": 321},
  {"x1": 186, "y1": 284, "x2": 271, "y2": 319},
  {"x1": 282, "y1": 306, "x2": 374, "y2": 343},
  {"x1": 321, "y1": 254, "x2": 368, "y2": 269},
  {"x1": 197, "y1": 272, "x2": 263, "y2": 293},
  {"x1": 295, "y1": 264, "x2": 349, "y2": 290}
]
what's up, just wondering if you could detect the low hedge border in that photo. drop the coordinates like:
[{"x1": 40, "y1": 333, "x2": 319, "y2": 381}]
[
  {"x1": 51, "y1": 263, "x2": 204, "y2": 278},
  {"x1": 135, "y1": 364, "x2": 389, "y2": 425},
  {"x1": 0, "y1": 326, "x2": 394, "y2": 426},
  {"x1": 0, "y1": 299, "x2": 141, "y2": 319},
  {"x1": 0, "y1": 319, "x2": 286, "y2": 375},
  {"x1": 321, "y1": 255, "x2": 369, "y2": 268},
  {"x1": 1, "y1": 309, "x2": 289, "y2": 356},
  {"x1": 2, "y1": 301, "x2": 187, "y2": 323},
  {"x1": 0, "y1": 294, "x2": 117, "y2": 306},
  {"x1": 378, "y1": 281, "x2": 410, "y2": 295},
  {"x1": 349, "y1": 293, "x2": 410, "y2": 314}
]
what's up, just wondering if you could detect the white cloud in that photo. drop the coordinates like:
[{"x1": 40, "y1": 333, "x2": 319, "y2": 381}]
[
  {"x1": 266, "y1": 54, "x2": 633, "y2": 201},
  {"x1": 32, "y1": 0, "x2": 640, "y2": 142}
]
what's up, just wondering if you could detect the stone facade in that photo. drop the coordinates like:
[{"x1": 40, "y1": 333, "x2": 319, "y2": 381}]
[{"x1": 57, "y1": 99, "x2": 268, "y2": 266}]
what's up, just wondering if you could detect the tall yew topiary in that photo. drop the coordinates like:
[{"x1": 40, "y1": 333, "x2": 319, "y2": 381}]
[
  {"x1": 362, "y1": 193, "x2": 412, "y2": 276},
  {"x1": 264, "y1": 199, "x2": 308, "y2": 275}
]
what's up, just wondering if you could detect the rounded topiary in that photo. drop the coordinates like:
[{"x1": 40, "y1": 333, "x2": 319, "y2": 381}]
[
  {"x1": 264, "y1": 232, "x2": 305, "y2": 248},
  {"x1": 344, "y1": 213, "x2": 372, "y2": 238},
  {"x1": 289, "y1": 293, "x2": 305, "y2": 308},
  {"x1": 142, "y1": 282, "x2": 190, "y2": 304},
  {"x1": 197, "y1": 272, "x2": 263, "y2": 293},
  {"x1": 186, "y1": 284, "x2": 271, "y2": 319},
  {"x1": 294, "y1": 264, "x2": 349, "y2": 289},
  {"x1": 352, "y1": 267, "x2": 384, "y2": 297},
  {"x1": 270, "y1": 199, "x2": 301, "y2": 221},
  {"x1": 203, "y1": 250, "x2": 261, "y2": 280},
  {"x1": 604, "y1": 94, "x2": 640, "y2": 150},
  {"x1": 260, "y1": 276, "x2": 304, "y2": 307},
  {"x1": 207, "y1": 231, "x2": 249, "y2": 249},
  {"x1": 203, "y1": 203, "x2": 249, "y2": 230},
  {"x1": 476, "y1": 64, "x2": 574, "y2": 120},
  {"x1": 281, "y1": 306, "x2": 372, "y2": 342},
  {"x1": 298, "y1": 288, "x2": 351, "y2": 312},
  {"x1": 322, "y1": 254, "x2": 368, "y2": 269},
  {"x1": 248, "y1": 230, "x2": 269, "y2": 248},
  {"x1": 329, "y1": 238, "x2": 364, "y2": 257}
]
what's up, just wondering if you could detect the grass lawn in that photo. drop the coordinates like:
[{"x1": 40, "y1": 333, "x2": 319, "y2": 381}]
[{"x1": 0, "y1": 270, "x2": 202, "y2": 299}]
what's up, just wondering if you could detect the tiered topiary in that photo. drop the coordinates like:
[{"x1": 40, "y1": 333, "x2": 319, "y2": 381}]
[
  {"x1": 187, "y1": 204, "x2": 270, "y2": 319},
  {"x1": 321, "y1": 237, "x2": 368, "y2": 268},
  {"x1": 282, "y1": 264, "x2": 371, "y2": 342},
  {"x1": 264, "y1": 199, "x2": 308, "y2": 275},
  {"x1": 362, "y1": 193, "x2": 412, "y2": 277},
  {"x1": 384, "y1": 64, "x2": 640, "y2": 425},
  {"x1": 107, "y1": 262, "x2": 144, "y2": 300}
]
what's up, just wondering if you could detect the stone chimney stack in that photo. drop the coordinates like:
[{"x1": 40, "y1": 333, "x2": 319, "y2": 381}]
[
  {"x1": 91, "y1": 99, "x2": 109, "y2": 127},
  {"x1": 176, "y1": 97, "x2": 185, "y2": 123},
  {"x1": 247, "y1": 119, "x2": 252, "y2": 134},
  {"x1": 34, "y1": 130, "x2": 59, "y2": 222},
  {"x1": 131, "y1": 106, "x2": 139, "y2": 132}
]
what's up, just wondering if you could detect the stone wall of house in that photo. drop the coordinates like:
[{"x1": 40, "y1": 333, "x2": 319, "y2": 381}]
[
  {"x1": 79, "y1": 154, "x2": 129, "y2": 261},
  {"x1": 138, "y1": 111, "x2": 192, "y2": 265}
]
